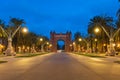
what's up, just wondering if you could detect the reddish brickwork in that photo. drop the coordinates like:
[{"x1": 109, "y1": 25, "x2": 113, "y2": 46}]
[{"x1": 50, "y1": 31, "x2": 72, "y2": 52}]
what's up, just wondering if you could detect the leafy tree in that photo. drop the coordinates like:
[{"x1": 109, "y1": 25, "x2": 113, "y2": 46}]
[
  {"x1": 74, "y1": 32, "x2": 82, "y2": 42},
  {"x1": 74, "y1": 32, "x2": 86, "y2": 51},
  {"x1": 36, "y1": 35, "x2": 49, "y2": 51}
]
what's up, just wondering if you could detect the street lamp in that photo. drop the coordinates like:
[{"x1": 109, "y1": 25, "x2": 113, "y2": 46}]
[
  {"x1": 73, "y1": 42, "x2": 75, "y2": 45},
  {"x1": 40, "y1": 38, "x2": 43, "y2": 42},
  {"x1": 78, "y1": 37, "x2": 90, "y2": 53},
  {"x1": 94, "y1": 28, "x2": 100, "y2": 33},
  {"x1": 73, "y1": 42, "x2": 76, "y2": 52},
  {"x1": 22, "y1": 27, "x2": 28, "y2": 33},
  {"x1": 46, "y1": 42, "x2": 49, "y2": 45},
  {"x1": 49, "y1": 44, "x2": 52, "y2": 47},
  {"x1": 78, "y1": 38, "x2": 82, "y2": 41},
  {"x1": 46, "y1": 42, "x2": 49, "y2": 51},
  {"x1": 70, "y1": 44, "x2": 72, "y2": 47},
  {"x1": 39, "y1": 38, "x2": 43, "y2": 52},
  {"x1": 95, "y1": 38, "x2": 97, "y2": 42},
  {"x1": 69, "y1": 44, "x2": 73, "y2": 51},
  {"x1": 21, "y1": 27, "x2": 29, "y2": 53},
  {"x1": 94, "y1": 38, "x2": 98, "y2": 53},
  {"x1": 78, "y1": 38, "x2": 82, "y2": 51},
  {"x1": 39, "y1": 38, "x2": 49, "y2": 52}
]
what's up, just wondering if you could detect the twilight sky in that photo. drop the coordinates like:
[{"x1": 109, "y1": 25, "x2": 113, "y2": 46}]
[{"x1": 0, "y1": 0, "x2": 119, "y2": 37}]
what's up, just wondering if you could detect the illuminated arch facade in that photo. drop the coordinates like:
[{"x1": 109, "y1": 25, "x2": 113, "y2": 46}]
[{"x1": 50, "y1": 31, "x2": 72, "y2": 52}]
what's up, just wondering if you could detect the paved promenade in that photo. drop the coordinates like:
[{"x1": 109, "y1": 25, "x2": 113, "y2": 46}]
[{"x1": 0, "y1": 52, "x2": 120, "y2": 80}]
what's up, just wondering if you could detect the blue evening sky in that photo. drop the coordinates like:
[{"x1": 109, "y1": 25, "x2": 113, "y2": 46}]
[{"x1": 0, "y1": 0, "x2": 119, "y2": 37}]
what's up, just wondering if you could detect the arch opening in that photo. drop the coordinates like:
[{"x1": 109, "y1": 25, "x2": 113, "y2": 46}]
[{"x1": 57, "y1": 40, "x2": 65, "y2": 52}]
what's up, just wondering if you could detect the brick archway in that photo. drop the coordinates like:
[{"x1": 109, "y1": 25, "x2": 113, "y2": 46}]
[{"x1": 50, "y1": 31, "x2": 72, "y2": 52}]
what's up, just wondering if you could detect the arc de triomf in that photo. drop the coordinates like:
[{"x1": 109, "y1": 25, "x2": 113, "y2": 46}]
[{"x1": 50, "y1": 31, "x2": 72, "y2": 52}]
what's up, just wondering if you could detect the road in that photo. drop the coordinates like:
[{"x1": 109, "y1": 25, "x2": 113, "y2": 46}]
[{"x1": 0, "y1": 52, "x2": 120, "y2": 80}]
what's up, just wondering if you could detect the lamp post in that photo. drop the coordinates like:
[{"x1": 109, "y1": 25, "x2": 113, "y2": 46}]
[
  {"x1": 95, "y1": 23, "x2": 120, "y2": 56},
  {"x1": 78, "y1": 37, "x2": 90, "y2": 53},
  {"x1": 39, "y1": 38, "x2": 49, "y2": 52},
  {"x1": 46, "y1": 42, "x2": 49, "y2": 52},
  {"x1": 78, "y1": 38, "x2": 82, "y2": 51},
  {"x1": 49, "y1": 44, "x2": 52, "y2": 52},
  {"x1": 0, "y1": 26, "x2": 28, "y2": 56},
  {"x1": 19, "y1": 27, "x2": 28, "y2": 53},
  {"x1": 22, "y1": 27, "x2": 28, "y2": 53},
  {"x1": 39, "y1": 38, "x2": 43, "y2": 52},
  {"x1": 69, "y1": 44, "x2": 72, "y2": 51},
  {"x1": 73, "y1": 42, "x2": 76, "y2": 52},
  {"x1": 95, "y1": 38, "x2": 98, "y2": 53}
]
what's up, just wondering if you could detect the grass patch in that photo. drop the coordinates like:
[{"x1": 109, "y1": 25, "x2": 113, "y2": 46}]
[
  {"x1": 0, "y1": 61, "x2": 8, "y2": 64},
  {"x1": 15, "y1": 52, "x2": 48, "y2": 58},
  {"x1": 74, "y1": 52, "x2": 106, "y2": 58}
]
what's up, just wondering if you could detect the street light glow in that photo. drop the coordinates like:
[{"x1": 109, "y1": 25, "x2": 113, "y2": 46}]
[
  {"x1": 73, "y1": 42, "x2": 75, "y2": 45},
  {"x1": 22, "y1": 27, "x2": 28, "y2": 33},
  {"x1": 95, "y1": 38, "x2": 97, "y2": 42},
  {"x1": 0, "y1": 44, "x2": 4, "y2": 49},
  {"x1": 103, "y1": 44, "x2": 106, "y2": 46},
  {"x1": 40, "y1": 38, "x2": 43, "y2": 41},
  {"x1": 79, "y1": 38, "x2": 82, "y2": 41},
  {"x1": 46, "y1": 42, "x2": 49, "y2": 45},
  {"x1": 95, "y1": 28, "x2": 99, "y2": 33},
  {"x1": 49, "y1": 44, "x2": 52, "y2": 47},
  {"x1": 113, "y1": 43, "x2": 116, "y2": 47},
  {"x1": 117, "y1": 44, "x2": 120, "y2": 47},
  {"x1": 70, "y1": 44, "x2": 72, "y2": 47}
]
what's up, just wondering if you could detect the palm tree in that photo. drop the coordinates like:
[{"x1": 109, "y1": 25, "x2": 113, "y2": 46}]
[
  {"x1": 118, "y1": 0, "x2": 120, "y2": 3},
  {"x1": 8, "y1": 17, "x2": 25, "y2": 52},
  {"x1": 115, "y1": 0, "x2": 120, "y2": 51},
  {"x1": 10, "y1": 17, "x2": 25, "y2": 27},
  {"x1": 0, "y1": 17, "x2": 26, "y2": 55},
  {"x1": 0, "y1": 19, "x2": 7, "y2": 52},
  {"x1": 88, "y1": 15, "x2": 114, "y2": 52},
  {"x1": 0, "y1": 19, "x2": 6, "y2": 37}
]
